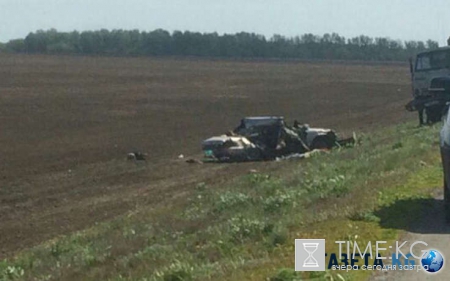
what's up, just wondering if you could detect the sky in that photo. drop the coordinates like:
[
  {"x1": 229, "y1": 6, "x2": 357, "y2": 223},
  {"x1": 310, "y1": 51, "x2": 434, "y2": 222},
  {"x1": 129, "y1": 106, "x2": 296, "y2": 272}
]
[{"x1": 1, "y1": 0, "x2": 450, "y2": 45}]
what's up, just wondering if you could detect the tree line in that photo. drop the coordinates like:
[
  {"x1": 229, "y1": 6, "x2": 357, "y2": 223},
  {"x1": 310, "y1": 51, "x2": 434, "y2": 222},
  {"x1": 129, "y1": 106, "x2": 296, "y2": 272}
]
[{"x1": 0, "y1": 28, "x2": 440, "y2": 61}]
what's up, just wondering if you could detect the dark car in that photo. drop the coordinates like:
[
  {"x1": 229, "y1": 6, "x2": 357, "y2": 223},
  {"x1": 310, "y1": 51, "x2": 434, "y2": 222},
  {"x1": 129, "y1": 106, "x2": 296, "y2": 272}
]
[{"x1": 440, "y1": 105, "x2": 450, "y2": 221}]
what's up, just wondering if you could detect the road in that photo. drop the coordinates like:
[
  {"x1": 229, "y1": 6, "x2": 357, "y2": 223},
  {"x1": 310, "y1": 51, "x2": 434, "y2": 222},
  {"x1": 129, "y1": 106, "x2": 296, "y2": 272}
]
[{"x1": 371, "y1": 190, "x2": 450, "y2": 281}]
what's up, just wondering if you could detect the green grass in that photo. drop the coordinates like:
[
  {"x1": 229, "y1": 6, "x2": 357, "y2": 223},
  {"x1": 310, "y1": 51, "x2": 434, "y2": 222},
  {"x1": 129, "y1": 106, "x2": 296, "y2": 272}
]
[{"x1": 0, "y1": 122, "x2": 444, "y2": 281}]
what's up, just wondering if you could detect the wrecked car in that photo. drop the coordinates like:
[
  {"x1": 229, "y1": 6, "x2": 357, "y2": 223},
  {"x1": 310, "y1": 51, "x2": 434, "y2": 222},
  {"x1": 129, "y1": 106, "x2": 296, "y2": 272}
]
[
  {"x1": 202, "y1": 116, "x2": 352, "y2": 162},
  {"x1": 202, "y1": 135, "x2": 262, "y2": 162}
]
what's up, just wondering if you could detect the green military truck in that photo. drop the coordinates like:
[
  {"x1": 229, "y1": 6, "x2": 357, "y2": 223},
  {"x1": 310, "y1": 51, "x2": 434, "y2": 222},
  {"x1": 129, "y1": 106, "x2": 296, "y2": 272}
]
[
  {"x1": 411, "y1": 46, "x2": 450, "y2": 98},
  {"x1": 407, "y1": 46, "x2": 450, "y2": 124}
]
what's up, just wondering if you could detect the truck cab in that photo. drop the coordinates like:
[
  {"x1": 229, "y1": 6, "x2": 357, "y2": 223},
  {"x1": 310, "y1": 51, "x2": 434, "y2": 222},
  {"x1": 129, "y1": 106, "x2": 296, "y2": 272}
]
[{"x1": 411, "y1": 46, "x2": 450, "y2": 97}]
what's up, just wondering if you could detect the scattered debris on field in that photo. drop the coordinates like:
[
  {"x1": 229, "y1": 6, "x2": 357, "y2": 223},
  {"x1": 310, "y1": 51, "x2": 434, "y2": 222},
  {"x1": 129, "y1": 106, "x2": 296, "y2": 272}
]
[
  {"x1": 186, "y1": 158, "x2": 203, "y2": 164},
  {"x1": 127, "y1": 151, "x2": 147, "y2": 161}
]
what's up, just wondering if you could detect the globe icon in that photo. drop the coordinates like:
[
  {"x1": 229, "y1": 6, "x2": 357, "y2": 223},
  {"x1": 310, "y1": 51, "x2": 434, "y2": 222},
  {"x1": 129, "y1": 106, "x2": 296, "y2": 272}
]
[{"x1": 421, "y1": 250, "x2": 444, "y2": 273}]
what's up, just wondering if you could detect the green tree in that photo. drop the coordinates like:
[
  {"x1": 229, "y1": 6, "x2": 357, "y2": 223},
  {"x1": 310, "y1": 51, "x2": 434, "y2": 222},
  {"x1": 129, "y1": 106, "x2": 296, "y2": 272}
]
[
  {"x1": 4, "y1": 28, "x2": 444, "y2": 62},
  {"x1": 426, "y1": 39, "x2": 439, "y2": 50},
  {"x1": 6, "y1": 39, "x2": 25, "y2": 52}
]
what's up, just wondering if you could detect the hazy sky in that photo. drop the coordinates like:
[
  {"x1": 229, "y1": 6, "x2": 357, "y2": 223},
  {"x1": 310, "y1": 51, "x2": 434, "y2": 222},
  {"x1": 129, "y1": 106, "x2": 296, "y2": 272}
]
[{"x1": 1, "y1": 0, "x2": 450, "y2": 45}]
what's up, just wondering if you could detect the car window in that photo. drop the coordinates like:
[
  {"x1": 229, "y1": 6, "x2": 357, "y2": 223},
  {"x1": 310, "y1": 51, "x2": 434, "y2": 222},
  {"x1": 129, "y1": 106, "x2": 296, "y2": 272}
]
[
  {"x1": 416, "y1": 50, "x2": 450, "y2": 72},
  {"x1": 416, "y1": 55, "x2": 431, "y2": 71},
  {"x1": 431, "y1": 51, "x2": 447, "y2": 69}
]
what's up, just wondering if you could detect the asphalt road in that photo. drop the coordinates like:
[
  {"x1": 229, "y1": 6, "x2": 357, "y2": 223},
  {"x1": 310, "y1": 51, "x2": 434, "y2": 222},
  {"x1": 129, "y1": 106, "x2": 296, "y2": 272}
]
[{"x1": 371, "y1": 190, "x2": 450, "y2": 281}]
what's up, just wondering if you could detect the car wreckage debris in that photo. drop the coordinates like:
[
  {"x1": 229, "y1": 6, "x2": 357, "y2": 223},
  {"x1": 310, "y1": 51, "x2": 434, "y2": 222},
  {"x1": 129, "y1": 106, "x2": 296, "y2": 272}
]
[
  {"x1": 186, "y1": 158, "x2": 203, "y2": 164},
  {"x1": 127, "y1": 151, "x2": 147, "y2": 161},
  {"x1": 201, "y1": 116, "x2": 356, "y2": 162}
]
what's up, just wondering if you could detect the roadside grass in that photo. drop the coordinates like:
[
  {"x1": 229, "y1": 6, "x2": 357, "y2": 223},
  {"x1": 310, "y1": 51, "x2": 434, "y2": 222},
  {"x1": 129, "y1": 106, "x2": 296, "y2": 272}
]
[{"x1": 0, "y1": 122, "x2": 443, "y2": 281}]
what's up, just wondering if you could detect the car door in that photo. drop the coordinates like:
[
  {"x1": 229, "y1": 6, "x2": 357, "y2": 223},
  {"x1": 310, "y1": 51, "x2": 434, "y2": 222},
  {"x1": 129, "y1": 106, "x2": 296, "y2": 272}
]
[{"x1": 440, "y1": 105, "x2": 450, "y2": 221}]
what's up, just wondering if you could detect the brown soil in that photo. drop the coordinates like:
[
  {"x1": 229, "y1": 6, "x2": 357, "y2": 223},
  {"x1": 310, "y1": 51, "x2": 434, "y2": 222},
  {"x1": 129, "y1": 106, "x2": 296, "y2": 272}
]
[{"x1": 0, "y1": 54, "x2": 413, "y2": 258}]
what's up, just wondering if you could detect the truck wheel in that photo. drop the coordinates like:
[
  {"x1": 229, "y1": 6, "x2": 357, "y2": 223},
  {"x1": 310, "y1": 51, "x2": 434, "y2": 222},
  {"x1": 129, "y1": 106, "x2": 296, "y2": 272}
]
[{"x1": 445, "y1": 180, "x2": 450, "y2": 223}]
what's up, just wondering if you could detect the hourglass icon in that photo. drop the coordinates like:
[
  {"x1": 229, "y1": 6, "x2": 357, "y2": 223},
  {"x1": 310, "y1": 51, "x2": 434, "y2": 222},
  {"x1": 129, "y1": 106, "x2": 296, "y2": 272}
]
[{"x1": 303, "y1": 242, "x2": 319, "y2": 267}]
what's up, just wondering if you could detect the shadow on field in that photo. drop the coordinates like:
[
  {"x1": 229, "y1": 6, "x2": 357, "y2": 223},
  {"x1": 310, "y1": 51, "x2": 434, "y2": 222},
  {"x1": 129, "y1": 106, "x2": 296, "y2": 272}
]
[{"x1": 374, "y1": 197, "x2": 450, "y2": 234}]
